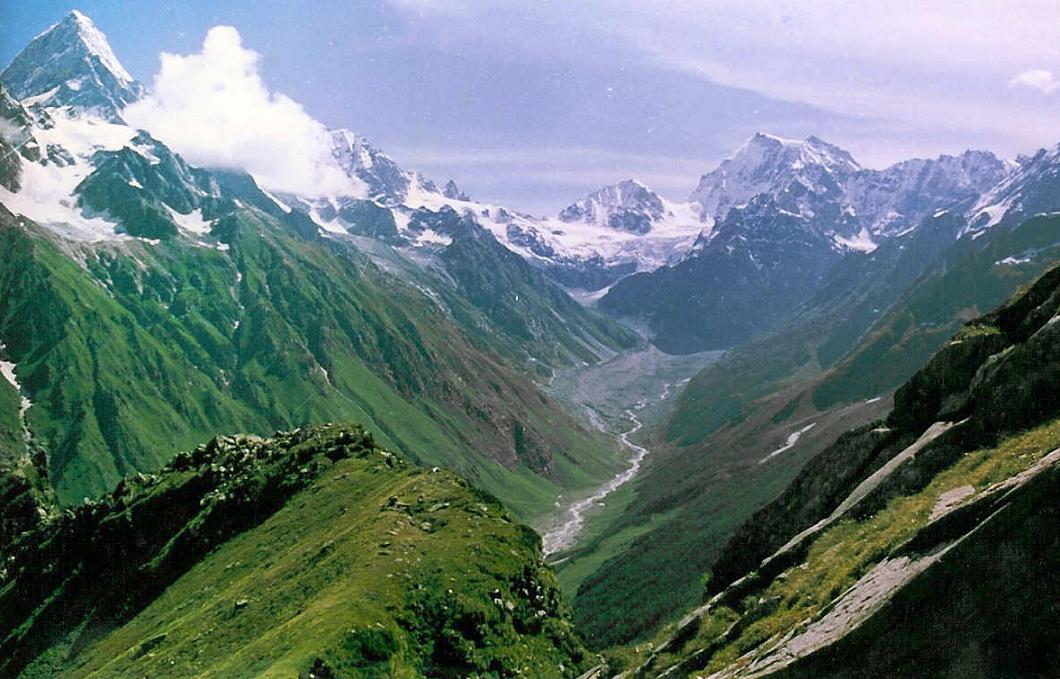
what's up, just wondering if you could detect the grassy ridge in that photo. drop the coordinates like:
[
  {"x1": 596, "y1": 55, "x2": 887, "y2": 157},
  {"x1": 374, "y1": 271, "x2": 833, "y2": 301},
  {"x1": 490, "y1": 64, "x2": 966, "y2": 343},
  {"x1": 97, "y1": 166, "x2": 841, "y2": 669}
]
[{"x1": 2, "y1": 425, "x2": 591, "y2": 678}]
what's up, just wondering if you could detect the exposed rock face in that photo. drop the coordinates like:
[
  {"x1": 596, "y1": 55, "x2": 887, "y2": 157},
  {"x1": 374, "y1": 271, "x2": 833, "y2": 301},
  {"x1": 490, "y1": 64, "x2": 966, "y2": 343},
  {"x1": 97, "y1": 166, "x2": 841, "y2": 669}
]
[
  {"x1": 691, "y1": 134, "x2": 859, "y2": 229},
  {"x1": 602, "y1": 191, "x2": 847, "y2": 352},
  {"x1": 442, "y1": 178, "x2": 469, "y2": 201},
  {"x1": 559, "y1": 179, "x2": 669, "y2": 234},
  {"x1": 328, "y1": 128, "x2": 431, "y2": 204},
  {"x1": 753, "y1": 449, "x2": 1060, "y2": 679},
  {"x1": 691, "y1": 133, "x2": 1008, "y2": 246},
  {"x1": 965, "y1": 141, "x2": 1060, "y2": 235}
]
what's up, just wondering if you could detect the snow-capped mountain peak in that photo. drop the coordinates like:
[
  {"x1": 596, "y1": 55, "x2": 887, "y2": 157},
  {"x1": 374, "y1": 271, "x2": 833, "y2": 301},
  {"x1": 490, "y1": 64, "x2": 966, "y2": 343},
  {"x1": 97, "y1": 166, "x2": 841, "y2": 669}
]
[
  {"x1": 848, "y1": 149, "x2": 1010, "y2": 239},
  {"x1": 0, "y1": 10, "x2": 143, "y2": 121},
  {"x1": 0, "y1": 10, "x2": 1027, "y2": 298},
  {"x1": 690, "y1": 133, "x2": 862, "y2": 224},
  {"x1": 58, "y1": 10, "x2": 135, "y2": 84},
  {"x1": 962, "y1": 142, "x2": 1060, "y2": 235},
  {"x1": 328, "y1": 128, "x2": 434, "y2": 204},
  {"x1": 557, "y1": 178, "x2": 669, "y2": 233},
  {"x1": 688, "y1": 133, "x2": 1011, "y2": 253}
]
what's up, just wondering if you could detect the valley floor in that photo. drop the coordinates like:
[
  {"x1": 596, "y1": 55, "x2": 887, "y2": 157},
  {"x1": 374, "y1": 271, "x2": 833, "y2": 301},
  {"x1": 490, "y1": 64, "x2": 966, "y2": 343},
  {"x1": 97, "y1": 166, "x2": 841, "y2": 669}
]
[{"x1": 534, "y1": 347, "x2": 723, "y2": 586}]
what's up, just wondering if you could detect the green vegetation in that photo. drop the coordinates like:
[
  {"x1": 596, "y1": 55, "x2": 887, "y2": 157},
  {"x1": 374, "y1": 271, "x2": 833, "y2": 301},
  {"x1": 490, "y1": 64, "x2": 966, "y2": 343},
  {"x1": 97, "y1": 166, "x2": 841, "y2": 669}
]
[
  {"x1": 564, "y1": 214, "x2": 1060, "y2": 650},
  {"x1": 628, "y1": 262, "x2": 1060, "y2": 676},
  {"x1": 570, "y1": 456, "x2": 810, "y2": 649},
  {"x1": 812, "y1": 213, "x2": 1060, "y2": 409},
  {"x1": 2, "y1": 425, "x2": 591, "y2": 678},
  {"x1": 0, "y1": 371, "x2": 26, "y2": 461},
  {"x1": 654, "y1": 416, "x2": 1060, "y2": 675},
  {"x1": 0, "y1": 207, "x2": 624, "y2": 516},
  {"x1": 439, "y1": 211, "x2": 639, "y2": 368}
]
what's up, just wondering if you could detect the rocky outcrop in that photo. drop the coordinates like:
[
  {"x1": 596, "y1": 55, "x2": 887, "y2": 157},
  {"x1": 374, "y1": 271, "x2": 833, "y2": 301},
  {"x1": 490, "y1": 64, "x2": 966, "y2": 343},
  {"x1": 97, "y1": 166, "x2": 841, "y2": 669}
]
[{"x1": 733, "y1": 447, "x2": 1060, "y2": 679}]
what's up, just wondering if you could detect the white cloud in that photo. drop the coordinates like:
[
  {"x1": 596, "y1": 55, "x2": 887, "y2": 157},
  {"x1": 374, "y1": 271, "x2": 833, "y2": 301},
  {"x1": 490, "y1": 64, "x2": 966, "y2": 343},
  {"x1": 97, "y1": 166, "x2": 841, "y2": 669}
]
[
  {"x1": 590, "y1": 2, "x2": 1060, "y2": 134},
  {"x1": 124, "y1": 26, "x2": 354, "y2": 197},
  {"x1": 1010, "y1": 69, "x2": 1059, "y2": 94}
]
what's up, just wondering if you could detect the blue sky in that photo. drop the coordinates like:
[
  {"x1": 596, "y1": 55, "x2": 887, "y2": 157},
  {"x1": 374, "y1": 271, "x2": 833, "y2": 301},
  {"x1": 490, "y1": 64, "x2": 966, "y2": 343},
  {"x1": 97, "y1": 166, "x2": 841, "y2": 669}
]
[{"x1": 4, "y1": 1, "x2": 1060, "y2": 215}]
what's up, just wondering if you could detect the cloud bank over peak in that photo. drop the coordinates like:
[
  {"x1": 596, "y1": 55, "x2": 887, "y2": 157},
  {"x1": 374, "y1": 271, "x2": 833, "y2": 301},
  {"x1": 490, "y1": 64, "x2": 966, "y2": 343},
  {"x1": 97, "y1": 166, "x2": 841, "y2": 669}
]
[{"x1": 124, "y1": 26, "x2": 352, "y2": 197}]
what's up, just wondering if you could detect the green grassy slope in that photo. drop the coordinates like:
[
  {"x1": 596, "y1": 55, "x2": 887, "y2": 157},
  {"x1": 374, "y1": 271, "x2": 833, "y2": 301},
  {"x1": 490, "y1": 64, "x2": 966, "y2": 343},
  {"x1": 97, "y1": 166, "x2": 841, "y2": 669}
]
[
  {"x1": 0, "y1": 206, "x2": 622, "y2": 514},
  {"x1": 640, "y1": 419, "x2": 1060, "y2": 678},
  {"x1": 1, "y1": 425, "x2": 591, "y2": 678},
  {"x1": 812, "y1": 212, "x2": 1060, "y2": 408},
  {"x1": 567, "y1": 377, "x2": 886, "y2": 649}
]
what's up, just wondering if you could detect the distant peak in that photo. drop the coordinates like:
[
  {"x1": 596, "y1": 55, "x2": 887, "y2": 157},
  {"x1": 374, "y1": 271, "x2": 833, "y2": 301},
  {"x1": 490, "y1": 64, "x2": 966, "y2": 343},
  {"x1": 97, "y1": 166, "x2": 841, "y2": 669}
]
[
  {"x1": 583, "y1": 178, "x2": 659, "y2": 202},
  {"x1": 744, "y1": 132, "x2": 843, "y2": 152},
  {"x1": 731, "y1": 131, "x2": 858, "y2": 167},
  {"x1": 2, "y1": 9, "x2": 141, "y2": 120},
  {"x1": 557, "y1": 177, "x2": 665, "y2": 229},
  {"x1": 747, "y1": 131, "x2": 799, "y2": 146}
]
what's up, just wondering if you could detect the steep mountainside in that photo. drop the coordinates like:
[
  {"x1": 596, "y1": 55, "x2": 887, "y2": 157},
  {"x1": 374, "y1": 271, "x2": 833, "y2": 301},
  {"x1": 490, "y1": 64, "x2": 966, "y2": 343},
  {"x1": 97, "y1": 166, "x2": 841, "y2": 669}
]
[
  {"x1": 659, "y1": 144, "x2": 1060, "y2": 454},
  {"x1": 0, "y1": 10, "x2": 144, "y2": 121},
  {"x1": 4, "y1": 14, "x2": 1058, "y2": 677},
  {"x1": 0, "y1": 87, "x2": 42, "y2": 192},
  {"x1": 627, "y1": 263, "x2": 1060, "y2": 678},
  {"x1": 0, "y1": 205, "x2": 626, "y2": 514},
  {"x1": 812, "y1": 211, "x2": 1060, "y2": 409},
  {"x1": 0, "y1": 425, "x2": 592, "y2": 678},
  {"x1": 0, "y1": 12, "x2": 634, "y2": 515},
  {"x1": 689, "y1": 134, "x2": 860, "y2": 234},
  {"x1": 602, "y1": 192, "x2": 845, "y2": 353},
  {"x1": 0, "y1": 12, "x2": 636, "y2": 372},
  {"x1": 567, "y1": 197, "x2": 1060, "y2": 648},
  {"x1": 964, "y1": 142, "x2": 1060, "y2": 235}
]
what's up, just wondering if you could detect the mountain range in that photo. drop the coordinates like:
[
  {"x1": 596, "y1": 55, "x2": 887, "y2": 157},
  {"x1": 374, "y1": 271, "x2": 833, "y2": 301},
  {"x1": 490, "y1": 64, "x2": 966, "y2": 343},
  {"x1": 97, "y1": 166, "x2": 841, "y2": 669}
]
[
  {"x1": 0, "y1": 11, "x2": 637, "y2": 514},
  {"x1": 3, "y1": 10, "x2": 1060, "y2": 679}
]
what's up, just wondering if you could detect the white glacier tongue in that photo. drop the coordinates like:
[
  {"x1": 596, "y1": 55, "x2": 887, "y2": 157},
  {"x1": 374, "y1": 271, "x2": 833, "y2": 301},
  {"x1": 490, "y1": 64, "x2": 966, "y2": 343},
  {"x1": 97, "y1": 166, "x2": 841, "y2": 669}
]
[{"x1": 0, "y1": 343, "x2": 33, "y2": 446}]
